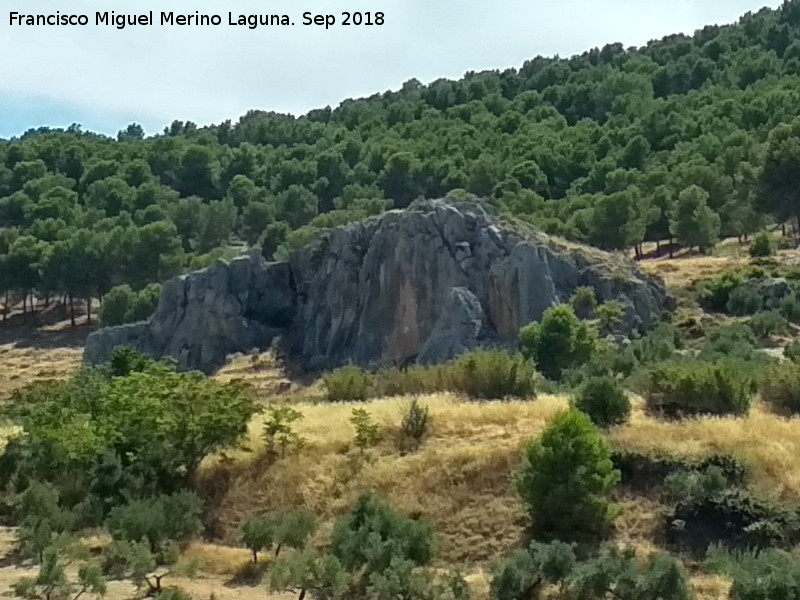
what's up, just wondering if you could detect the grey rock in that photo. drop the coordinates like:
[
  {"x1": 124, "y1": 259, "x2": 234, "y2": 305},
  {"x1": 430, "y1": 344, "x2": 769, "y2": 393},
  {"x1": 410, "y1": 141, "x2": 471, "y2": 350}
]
[
  {"x1": 418, "y1": 288, "x2": 488, "y2": 365},
  {"x1": 84, "y1": 199, "x2": 673, "y2": 373}
]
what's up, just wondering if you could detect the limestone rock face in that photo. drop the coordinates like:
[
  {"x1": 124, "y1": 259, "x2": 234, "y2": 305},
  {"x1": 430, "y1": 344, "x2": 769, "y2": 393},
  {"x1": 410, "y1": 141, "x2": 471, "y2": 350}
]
[
  {"x1": 417, "y1": 287, "x2": 488, "y2": 366},
  {"x1": 84, "y1": 200, "x2": 673, "y2": 373}
]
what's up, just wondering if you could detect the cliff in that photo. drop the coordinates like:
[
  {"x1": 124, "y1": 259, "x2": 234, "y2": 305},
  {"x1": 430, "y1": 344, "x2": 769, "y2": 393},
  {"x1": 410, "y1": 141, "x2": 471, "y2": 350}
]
[{"x1": 84, "y1": 200, "x2": 672, "y2": 373}]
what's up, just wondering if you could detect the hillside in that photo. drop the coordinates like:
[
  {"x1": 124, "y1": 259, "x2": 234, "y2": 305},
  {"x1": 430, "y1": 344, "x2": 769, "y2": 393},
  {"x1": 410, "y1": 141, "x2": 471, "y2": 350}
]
[
  {"x1": 0, "y1": 235, "x2": 798, "y2": 599},
  {"x1": 6, "y1": 2, "x2": 800, "y2": 599},
  {"x1": 1, "y1": 2, "x2": 800, "y2": 331}
]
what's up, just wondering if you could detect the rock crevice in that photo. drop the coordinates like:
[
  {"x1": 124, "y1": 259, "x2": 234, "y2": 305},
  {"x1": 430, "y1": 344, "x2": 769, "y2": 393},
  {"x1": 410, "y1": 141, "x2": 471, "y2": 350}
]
[{"x1": 84, "y1": 200, "x2": 673, "y2": 374}]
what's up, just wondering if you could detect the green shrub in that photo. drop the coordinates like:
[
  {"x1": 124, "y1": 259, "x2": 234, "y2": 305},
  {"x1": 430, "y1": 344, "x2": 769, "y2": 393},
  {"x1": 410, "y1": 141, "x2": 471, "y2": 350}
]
[
  {"x1": 700, "y1": 272, "x2": 744, "y2": 312},
  {"x1": 642, "y1": 360, "x2": 753, "y2": 417},
  {"x1": 726, "y1": 285, "x2": 763, "y2": 316},
  {"x1": 519, "y1": 305, "x2": 596, "y2": 381},
  {"x1": 350, "y1": 408, "x2": 381, "y2": 452},
  {"x1": 785, "y1": 341, "x2": 800, "y2": 363},
  {"x1": 749, "y1": 232, "x2": 776, "y2": 258},
  {"x1": 748, "y1": 310, "x2": 788, "y2": 338},
  {"x1": 569, "y1": 286, "x2": 597, "y2": 320},
  {"x1": 596, "y1": 300, "x2": 625, "y2": 334},
  {"x1": 241, "y1": 508, "x2": 317, "y2": 564},
  {"x1": 322, "y1": 365, "x2": 372, "y2": 402},
  {"x1": 371, "y1": 350, "x2": 536, "y2": 400},
  {"x1": 572, "y1": 377, "x2": 631, "y2": 428},
  {"x1": 516, "y1": 410, "x2": 620, "y2": 542},
  {"x1": 99, "y1": 284, "x2": 161, "y2": 328},
  {"x1": 329, "y1": 493, "x2": 433, "y2": 575},
  {"x1": 778, "y1": 235, "x2": 797, "y2": 250},
  {"x1": 105, "y1": 492, "x2": 203, "y2": 554},
  {"x1": 452, "y1": 349, "x2": 537, "y2": 400},
  {"x1": 760, "y1": 362, "x2": 800, "y2": 415},
  {"x1": 705, "y1": 546, "x2": 800, "y2": 600},
  {"x1": 570, "y1": 548, "x2": 691, "y2": 600},
  {"x1": 780, "y1": 293, "x2": 800, "y2": 323},
  {"x1": 491, "y1": 542, "x2": 576, "y2": 600},
  {"x1": 263, "y1": 406, "x2": 306, "y2": 457},
  {"x1": 399, "y1": 399, "x2": 431, "y2": 452}
]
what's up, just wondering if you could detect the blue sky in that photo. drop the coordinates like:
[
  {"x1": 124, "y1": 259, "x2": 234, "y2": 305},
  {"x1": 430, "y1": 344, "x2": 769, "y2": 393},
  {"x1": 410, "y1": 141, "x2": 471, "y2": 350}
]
[{"x1": 0, "y1": 0, "x2": 782, "y2": 139}]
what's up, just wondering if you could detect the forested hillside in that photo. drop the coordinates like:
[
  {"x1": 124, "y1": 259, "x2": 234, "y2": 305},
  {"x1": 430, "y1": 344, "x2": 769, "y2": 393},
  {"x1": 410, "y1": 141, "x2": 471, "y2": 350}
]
[{"x1": 3, "y1": 2, "x2": 800, "y2": 325}]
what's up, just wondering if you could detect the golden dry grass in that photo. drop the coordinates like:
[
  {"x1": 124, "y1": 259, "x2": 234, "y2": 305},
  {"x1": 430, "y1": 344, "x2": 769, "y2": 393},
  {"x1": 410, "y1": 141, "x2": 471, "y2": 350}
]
[
  {"x1": 200, "y1": 389, "x2": 800, "y2": 571},
  {"x1": 0, "y1": 344, "x2": 82, "y2": 396}
]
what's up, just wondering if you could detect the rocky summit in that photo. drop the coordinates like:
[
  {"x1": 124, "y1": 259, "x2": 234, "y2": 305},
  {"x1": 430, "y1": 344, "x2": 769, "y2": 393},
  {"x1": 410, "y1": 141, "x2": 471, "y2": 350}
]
[{"x1": 84, "y1": 199, "x2": 673, "y2": 374}]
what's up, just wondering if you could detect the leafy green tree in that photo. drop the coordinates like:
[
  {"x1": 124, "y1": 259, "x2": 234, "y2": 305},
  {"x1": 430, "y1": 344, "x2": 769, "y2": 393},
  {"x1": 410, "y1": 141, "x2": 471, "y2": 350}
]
[
  {"x1": 241, "y1": 200, "x2": 276, "y2": 245},
  {"x1": 105, "y1": 492, "x2": 203, "y2": 553},
  {"x1": 670, "y1": 185, "x2": 721, "y2": 252},
  {"x1": 277, "y1": 185, "x2": 318, "y2": 228},
  {"x1": 519, "y1": 305, "x2": 597, "y2": 381},
  {"x1": 270, "y1": 550, "x2": 350, "y2": 600},
  {"x1": 350, "y1": 408, "x2": 381, "y2": 453},
  {"x1": 491, "y1": 542, "x2": 576, "y2": 600},
  {"x1": 329, "y1": 493, "x2": 434, "y2": 576},
  {"x1": 516, "y1": 410, "x2": 620, "y2": 541},
  {"x1": 263, "y1": 406, "x2": 306, "y2": 457},
  {"x1": 13, "y1": 545, "x2": 106, "y2": 600},
  {"x1": 260, "y1": 221, "x2": 292, "y2": 260},
  {"x1": 572, "y1": 376, "x2": 631, "y2": 428}
]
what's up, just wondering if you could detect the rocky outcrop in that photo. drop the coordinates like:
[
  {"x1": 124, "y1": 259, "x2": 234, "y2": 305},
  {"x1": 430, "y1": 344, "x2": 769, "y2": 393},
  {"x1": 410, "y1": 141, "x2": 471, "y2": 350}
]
[{"x1": 84, "y1": 199, "x2": 673, "y2": 373}]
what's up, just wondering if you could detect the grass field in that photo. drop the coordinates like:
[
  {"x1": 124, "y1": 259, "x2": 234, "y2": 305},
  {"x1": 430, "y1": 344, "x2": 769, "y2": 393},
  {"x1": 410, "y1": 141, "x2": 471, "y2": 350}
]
[{"x1": 2, "y1": 243, "x2": 800, "y2": 599}]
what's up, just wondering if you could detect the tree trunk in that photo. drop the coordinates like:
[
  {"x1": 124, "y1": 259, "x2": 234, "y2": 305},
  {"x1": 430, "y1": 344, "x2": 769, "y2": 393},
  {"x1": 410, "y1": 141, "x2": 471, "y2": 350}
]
[
  {"x1": 669, "y1": 237, "x2": 674, "y2": 258},
  {"x1": 275, "y1": 544, "x2": 282, "y2": 557},
  {"x1": 298, "y1": 589, "x2": 307, "y2": 600},
  {"x1": 656, "y1": 239, "x2": 661, "y2": 253},
  {"x1": 69, "y1": 294, "x2": 76, "y2": 327},
  {"x1": 86, "y1": 297, "x2": 92, "y2": 324},
  {"x1": 252, "y1": 549, "x2": 258, "y2": 564},
  {"x1": 22, "y1": 294, "x2": 26, "y2": 314},
  {"x1": 2, "y1": 290, "x2": 7, "y2": 322}
]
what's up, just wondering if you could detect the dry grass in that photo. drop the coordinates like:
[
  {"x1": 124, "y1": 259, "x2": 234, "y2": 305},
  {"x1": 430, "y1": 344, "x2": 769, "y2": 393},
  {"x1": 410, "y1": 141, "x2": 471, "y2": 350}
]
[{"x1": 0, "y1": 344, "x2": 82, "y2": 396}]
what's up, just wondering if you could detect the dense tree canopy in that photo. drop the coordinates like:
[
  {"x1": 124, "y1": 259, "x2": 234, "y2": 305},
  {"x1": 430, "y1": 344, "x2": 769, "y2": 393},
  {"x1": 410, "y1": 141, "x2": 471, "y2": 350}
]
[{"x1": 2, "y1": 2, "x2": 800, "y2": 321}]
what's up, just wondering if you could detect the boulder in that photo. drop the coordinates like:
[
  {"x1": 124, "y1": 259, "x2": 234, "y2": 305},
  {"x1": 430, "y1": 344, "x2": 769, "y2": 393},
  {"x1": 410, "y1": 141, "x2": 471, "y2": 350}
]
[{"x1": 84, "y1": 199, "x2": 673, "y2": 373}]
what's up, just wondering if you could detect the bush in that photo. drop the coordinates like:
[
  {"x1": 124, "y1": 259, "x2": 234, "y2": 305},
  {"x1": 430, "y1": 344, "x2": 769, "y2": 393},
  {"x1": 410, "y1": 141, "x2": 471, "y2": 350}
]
[
  {"x1": 329, "y1": 493, "x2": 434, "y2": 575},
  {"x1": 399, "y1": 399, "x2": 431, "y2": 452},
  {"x1": 780, "y1": 293, "x2": 800, "y2": 323},
  {"x1": 596, "y1": 301, "x2": 625, "y2": 334},
  {"x1": 105, "y1": 492, "x2": 203, "y2": 554},
  {"x1": 705, "y1": 546, "x2": 800, "y2": 600},
  {"x1": 516, "y1": 410, "x2": 620, "y2": 542},
  {"x1": 241, "y1": 509, "x2": 317, "y2": 563},
  {"x1": 99, "y1": 284, "x2": 161, "y2": 327},
  {"x1": 760, "y1": 362, "x2": 800, "y2": 415},
  {"x1": 726, "y1": 285, "x2": 763, "y2": 316},
  {"x1": 323, "y1": 365, "x2": 372, "y2": 402},
  {"x1": 748, "y1": 310, "x2": 789, "y2": 338},
  {"x1": 572, "y1": 377, "x2": 631, "y2": 428},
  {"x1": 784, "y1": 341, "x2": 800, "y2": 363},
  {"x1": 700, "y1": 272, "x2": 744, "y2": 312},
  {"x1": 569, "y1": 287, "x2": 597, "y2": 320},
  {"x1": 749, "y1": 232, "x2": 776, "y2": 258},
  {"x1": 452, "y1": 349, "x2": 537, "y2": 400},
  {"x1": 263, "y1": 406, "x2": 306, "y2": 457},
  {"x1": 491, "y1": 542, "x2": 576, "y2": 600},
  {"x1": 350, "y1": 408, "x2": 381, "y2": 452},
  {"x1": 642, "y1": 360, "x2": 753, "y2": 417},
  {"x1": 519, "y1": 305, "x2": 596, "y2": 381}
]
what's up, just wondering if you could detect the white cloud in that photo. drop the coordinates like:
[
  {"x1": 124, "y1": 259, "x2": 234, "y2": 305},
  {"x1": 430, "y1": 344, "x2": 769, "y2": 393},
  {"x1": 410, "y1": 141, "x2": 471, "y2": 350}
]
[{"x1": 0, "y1": 0, "x2": 782, "y2": 136}]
